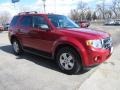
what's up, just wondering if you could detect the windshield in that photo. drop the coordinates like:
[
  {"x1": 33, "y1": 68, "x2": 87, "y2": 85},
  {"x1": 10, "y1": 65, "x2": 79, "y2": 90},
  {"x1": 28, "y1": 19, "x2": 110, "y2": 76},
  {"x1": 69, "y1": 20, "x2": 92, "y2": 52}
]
[{"x1": 48, "y1": 15, "x2": 79, "y2": 28}]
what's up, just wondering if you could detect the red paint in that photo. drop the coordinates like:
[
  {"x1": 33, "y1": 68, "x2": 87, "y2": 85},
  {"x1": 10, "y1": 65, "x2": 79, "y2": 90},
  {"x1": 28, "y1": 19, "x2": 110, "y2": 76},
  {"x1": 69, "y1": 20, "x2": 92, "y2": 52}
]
[{"x1": 8, "y1": 13, "x2": 112, "y2": 68}]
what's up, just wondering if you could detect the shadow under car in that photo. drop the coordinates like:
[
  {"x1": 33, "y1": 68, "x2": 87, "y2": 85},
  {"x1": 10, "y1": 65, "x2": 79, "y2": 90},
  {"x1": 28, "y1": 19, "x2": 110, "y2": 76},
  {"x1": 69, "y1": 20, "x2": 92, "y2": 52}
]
[{"x1": 0, "y1": 45, "x2": 89, "y2": 75}]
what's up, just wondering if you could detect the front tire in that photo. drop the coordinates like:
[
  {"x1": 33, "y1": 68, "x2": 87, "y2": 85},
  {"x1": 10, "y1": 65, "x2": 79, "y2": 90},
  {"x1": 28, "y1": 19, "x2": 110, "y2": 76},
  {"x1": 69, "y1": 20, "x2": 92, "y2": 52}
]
[
  {"x1": 12, "y1": 39, "x2": 23, "y2": 55},
  {"x1": 56, "y1": 47, "x2": 82, "y2": 75}
]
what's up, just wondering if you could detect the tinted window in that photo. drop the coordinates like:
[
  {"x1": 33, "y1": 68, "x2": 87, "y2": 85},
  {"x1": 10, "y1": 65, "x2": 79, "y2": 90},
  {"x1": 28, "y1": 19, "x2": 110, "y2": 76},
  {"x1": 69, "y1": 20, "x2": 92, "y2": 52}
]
[
  {"x1": 20, "y1": 16, "x2": 32, "y2": 27},
  {"x1": 33, "y1": 16, "x2": 48, "y2": 29},
  {"x1": 10, "y1": 16, "x2": 19, "y2": 27}
]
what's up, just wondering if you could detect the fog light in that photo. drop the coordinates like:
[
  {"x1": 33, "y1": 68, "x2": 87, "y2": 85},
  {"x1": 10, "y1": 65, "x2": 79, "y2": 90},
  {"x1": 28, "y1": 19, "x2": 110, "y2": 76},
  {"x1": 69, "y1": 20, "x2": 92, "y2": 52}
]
[
  {"x1": 94, "y1": 56, "x2": 101, "y2": 63},
  {"x1": 94, "y1": 57, "x2": 98, "y2": 61}
]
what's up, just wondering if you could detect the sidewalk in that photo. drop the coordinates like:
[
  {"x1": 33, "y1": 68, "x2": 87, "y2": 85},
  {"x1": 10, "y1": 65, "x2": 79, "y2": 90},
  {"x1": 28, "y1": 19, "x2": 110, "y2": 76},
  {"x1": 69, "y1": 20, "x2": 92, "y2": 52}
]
[{"x1": 79, "y1": 44, "x2": 120, "y2": 90}]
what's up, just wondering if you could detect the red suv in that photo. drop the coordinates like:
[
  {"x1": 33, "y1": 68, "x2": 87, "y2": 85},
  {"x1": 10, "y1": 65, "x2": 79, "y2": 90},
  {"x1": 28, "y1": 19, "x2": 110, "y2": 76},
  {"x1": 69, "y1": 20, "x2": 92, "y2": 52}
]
[{"x1": 8, "y1": 12, "x2": 113, "y2": 74}]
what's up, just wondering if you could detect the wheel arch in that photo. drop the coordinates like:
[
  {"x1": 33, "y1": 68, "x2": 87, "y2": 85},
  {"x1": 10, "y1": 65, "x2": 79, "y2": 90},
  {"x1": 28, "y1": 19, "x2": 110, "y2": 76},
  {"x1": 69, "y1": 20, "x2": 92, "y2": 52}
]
[
  {"x1": 10, "y1": 35, "x2": 18, "y2": 44},
  {"x1": 53, "y1": 43, "x2": 83, "y2": 64},
  {"x1": 52, "y1": 36, "x2": 89, "y2": 67}
]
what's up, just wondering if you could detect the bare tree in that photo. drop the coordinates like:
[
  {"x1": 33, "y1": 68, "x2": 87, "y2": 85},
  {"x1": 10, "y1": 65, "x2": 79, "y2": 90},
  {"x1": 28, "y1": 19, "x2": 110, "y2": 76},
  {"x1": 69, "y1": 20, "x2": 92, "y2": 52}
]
[
  {"x1": 78, "y1": 1, "x2": 87, "y2": 11},
  {"x1": 0, "y1": 11, "x2": 11, "y2": 25},
  {"x1": 111, "y1": 0, "x2": 120, "y2": 18},
  {"x1": 69, "y1": 0, "x2": 120, "y2": 20},
  {"x1": 70, "y1": 9, "x2": 80, "y2": 21},
  {"x1": 111, "y1": 0, "x2": 118, "y2": 18},
  {"x1": 92, "y1": 11, "x2": 98, "y2": 20},
  {"x1": 86, "y1": 10, "x2": 92, "y2": 20},
  {"x1": 77, "y1": 1, "x2": 87, "y2": 20},
  {"x1": 96, "y1": 0, "x2": 106, "y2": 19},
  {"x1": 70, "y1": 2, "x2": 93, "y2": 21},
  {"x1": 105, "y1": 9, "x2": 112, "y2": 19}
]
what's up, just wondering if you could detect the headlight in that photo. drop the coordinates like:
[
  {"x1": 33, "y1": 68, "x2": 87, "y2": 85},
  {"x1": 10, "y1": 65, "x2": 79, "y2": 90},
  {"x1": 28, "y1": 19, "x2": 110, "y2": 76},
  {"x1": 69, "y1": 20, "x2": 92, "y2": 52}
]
[{"x1": 86, "y1": 39, "x2": 103, "y2": 48}]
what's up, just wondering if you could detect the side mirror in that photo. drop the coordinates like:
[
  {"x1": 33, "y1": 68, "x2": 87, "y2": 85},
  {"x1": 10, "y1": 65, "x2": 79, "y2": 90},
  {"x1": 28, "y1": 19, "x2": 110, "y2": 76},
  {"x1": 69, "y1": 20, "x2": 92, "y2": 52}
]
[
  {"x1": 40, "y1": 24, "x2": 49, "y2": 30},
  {"x1": 33, "y1": 24, "x2": 50, "y2": 31}
]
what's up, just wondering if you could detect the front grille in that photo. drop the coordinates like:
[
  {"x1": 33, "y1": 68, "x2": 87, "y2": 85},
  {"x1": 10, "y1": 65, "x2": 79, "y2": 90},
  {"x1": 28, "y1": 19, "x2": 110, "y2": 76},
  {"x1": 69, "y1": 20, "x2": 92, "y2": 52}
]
[{"x1": 102, "y1": 37, "x2": 112, "y2": 49}]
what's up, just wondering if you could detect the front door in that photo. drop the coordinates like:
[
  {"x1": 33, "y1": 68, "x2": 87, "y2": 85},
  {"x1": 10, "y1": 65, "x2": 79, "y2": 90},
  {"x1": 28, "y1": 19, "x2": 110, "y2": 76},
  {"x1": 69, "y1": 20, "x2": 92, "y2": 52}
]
[{"x1": 28, "y1": 15, "x2": 57, "y2": 53}]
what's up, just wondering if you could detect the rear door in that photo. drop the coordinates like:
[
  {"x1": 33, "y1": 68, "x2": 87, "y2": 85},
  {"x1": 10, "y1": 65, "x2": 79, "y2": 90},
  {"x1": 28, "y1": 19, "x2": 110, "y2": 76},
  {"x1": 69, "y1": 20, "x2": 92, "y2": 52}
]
[{"x1": 18, "y1": 15, "x2": 34, "y2": 48}]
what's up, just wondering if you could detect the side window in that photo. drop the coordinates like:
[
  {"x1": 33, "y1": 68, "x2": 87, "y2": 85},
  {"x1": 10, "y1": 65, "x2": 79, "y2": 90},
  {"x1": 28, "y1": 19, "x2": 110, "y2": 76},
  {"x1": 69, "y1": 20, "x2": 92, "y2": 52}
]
[
  {"x1": 20, "y1": 16, "x2": 32, "y2": 27},
  {"x1": 10, "y1": 16, "x2": 19, "y2": 27},
  {"x1": 33, "y1": 16, "x2": 49, "y2": 30},
  {"x1": 48, "y1": 16, "x2": 59, "y2": 27}
]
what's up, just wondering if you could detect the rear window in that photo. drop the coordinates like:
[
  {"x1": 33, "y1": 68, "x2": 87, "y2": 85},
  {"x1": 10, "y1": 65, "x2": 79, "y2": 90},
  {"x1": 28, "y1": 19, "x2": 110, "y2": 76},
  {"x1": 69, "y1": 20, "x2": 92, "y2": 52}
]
[{"x1": 10, "y1": 16, "x2": 19, "y2": 27}]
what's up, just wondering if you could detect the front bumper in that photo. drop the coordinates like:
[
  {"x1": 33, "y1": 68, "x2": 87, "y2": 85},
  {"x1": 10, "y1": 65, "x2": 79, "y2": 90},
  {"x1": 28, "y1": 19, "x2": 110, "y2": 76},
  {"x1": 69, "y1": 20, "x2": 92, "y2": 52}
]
[{"x1": 83, "y1": 46, "x2": 113, "y2": 68}]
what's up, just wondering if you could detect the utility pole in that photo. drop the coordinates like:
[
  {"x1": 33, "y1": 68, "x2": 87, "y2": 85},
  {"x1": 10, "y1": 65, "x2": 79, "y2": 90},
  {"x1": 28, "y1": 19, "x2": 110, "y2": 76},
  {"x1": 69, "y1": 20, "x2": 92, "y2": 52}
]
[
  {"x1": 102, "y1": 0, "x2": 105, "y2": 19},
  {"x1": 42, "y1": 0, "x2": 46, "y2": 13},
  {"x1": 54, "y1": 0, "x2": 56, "y2": 13}
]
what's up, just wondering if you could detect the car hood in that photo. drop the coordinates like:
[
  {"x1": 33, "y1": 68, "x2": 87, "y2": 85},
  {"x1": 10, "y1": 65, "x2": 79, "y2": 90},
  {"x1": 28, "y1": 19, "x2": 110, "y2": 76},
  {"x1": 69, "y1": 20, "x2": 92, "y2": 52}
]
[{"x1": 59, "y1": 28, "x2": 110, "y2": 40}]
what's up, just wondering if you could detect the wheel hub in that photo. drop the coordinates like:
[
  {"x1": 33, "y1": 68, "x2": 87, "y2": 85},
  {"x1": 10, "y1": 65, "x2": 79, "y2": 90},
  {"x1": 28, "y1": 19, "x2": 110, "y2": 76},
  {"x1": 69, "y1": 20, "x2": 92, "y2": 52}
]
[
  {"x1": 59, "y1": 53, "x2": 75, "y2": 70},
  {"x1": 13, "y1": 41, "x2": 19, "y2": 53}
]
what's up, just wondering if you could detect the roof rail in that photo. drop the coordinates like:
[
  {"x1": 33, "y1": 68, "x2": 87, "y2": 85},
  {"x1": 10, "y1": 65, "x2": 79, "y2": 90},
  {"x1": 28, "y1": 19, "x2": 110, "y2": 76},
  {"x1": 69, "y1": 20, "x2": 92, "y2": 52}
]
[
  {"x1": 18, "y1": 11, "x2": 38, "y2": 15},
  {"x1": 48, "y1": 13, "x2": 54, "y2": 14}
]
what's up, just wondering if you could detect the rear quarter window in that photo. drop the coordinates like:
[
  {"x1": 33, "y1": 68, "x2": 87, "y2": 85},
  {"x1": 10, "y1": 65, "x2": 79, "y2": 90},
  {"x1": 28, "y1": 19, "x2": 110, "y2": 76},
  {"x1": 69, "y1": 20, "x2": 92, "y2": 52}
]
[{"x1": 10, "y1": 16, "x2": 20, "y2": 27}]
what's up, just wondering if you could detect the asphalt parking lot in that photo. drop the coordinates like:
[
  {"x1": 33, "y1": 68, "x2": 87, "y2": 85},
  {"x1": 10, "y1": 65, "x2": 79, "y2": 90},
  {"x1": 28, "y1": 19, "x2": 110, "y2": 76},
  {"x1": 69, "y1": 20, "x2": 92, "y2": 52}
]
[{"x1": 0, "y1": 25, "x2": 120, "y2": 90}]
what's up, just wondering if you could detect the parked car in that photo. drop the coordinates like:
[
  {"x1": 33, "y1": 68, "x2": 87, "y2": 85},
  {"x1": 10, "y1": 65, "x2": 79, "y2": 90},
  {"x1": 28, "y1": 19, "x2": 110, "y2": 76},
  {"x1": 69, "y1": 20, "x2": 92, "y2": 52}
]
[
  {"x1": 3, "y1": 23, "x2": 10, "y2": 31},
  {"x1": 105, "y1": 19, "x2": 120, "y2": 25},
  {"x1": 105, "y1": 19, "x2": 115, "y2": 25},
  {"x1": 115, "y1": 20, "x2": 120, "y2": 25},
  {"x1": 75, "y1": 20, "x2": 90, "y2": 28},
  {"x1": 8, "y1": 12, "x2": 113, "y2": 74},
  {"x1": 0, "y1": 24, "x2": 4, "y2": 31}
]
